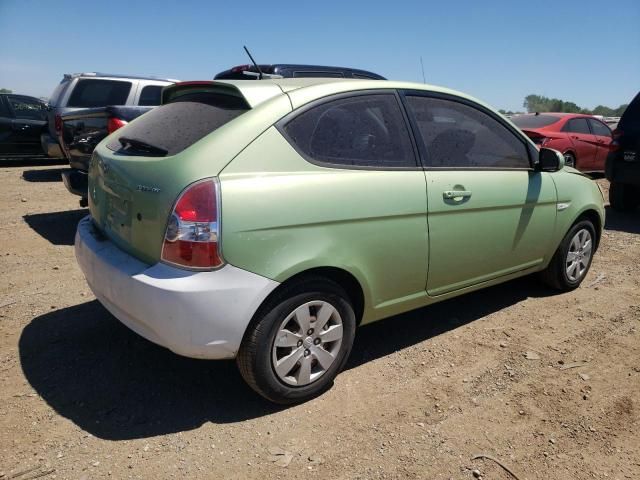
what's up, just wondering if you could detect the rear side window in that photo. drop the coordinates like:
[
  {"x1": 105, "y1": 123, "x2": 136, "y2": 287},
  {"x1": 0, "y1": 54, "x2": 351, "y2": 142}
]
[
  {"x1": 283, "y1": 94, "x2": 416, "y2": 168},
  {"x1": 106, "y1": 92, "x2": 249, "y2": 156},
  {"x1": 563, "y1": 118, "x2": 591, "y2": 134},
  {"x1": 588, "y1": 119, "x2": 611, "y2": 137},
  {"x1": 511, "y1": 114, "x2": 561, "y2": 129},
  {"x1": 67, "y1": 79, "x2": 132, "y2": 108},
  {"x1": 49, "y1": 79, "x2": 71, "y2": 107},
  {"x1": 7, "y1": 95, "x2": 46, "y2": 120},
  {"x1": 138, "y1": 85, "x2": 163, "y2": 106},
  {"x1": 405, "y1": 96, "x2": 530, "y2": 169}
]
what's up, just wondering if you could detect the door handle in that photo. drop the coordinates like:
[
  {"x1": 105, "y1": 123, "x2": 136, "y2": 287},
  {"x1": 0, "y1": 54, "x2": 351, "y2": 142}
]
[{"x1": 443, "y1": 190, "x2": 472, "y2": 200}]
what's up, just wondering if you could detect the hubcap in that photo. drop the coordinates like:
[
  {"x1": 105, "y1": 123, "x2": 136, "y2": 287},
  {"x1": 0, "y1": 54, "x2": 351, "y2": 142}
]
[
  {"x1": 272, "y1": 300, "x2": 344, "y2": 386},
  {"x1": 565, "y1": 228, "x2": 592, "y2": 282},
  {"x1": 564, "y1": 153, "x2": 575, "y2": 167}
]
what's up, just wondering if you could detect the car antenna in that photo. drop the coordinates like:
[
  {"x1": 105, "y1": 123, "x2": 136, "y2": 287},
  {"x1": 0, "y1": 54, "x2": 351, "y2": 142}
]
[
  {"x1": 243, "y1": 46, "x2": 264, "y2": 80},
  {"x1": 420, "y1": 56, "x2": 426, "y2": 83}
]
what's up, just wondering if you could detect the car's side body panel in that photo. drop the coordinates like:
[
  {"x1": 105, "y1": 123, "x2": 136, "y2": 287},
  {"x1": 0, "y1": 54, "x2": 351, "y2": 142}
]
[
  {"x1": 219, "y1": 126, "x2": 430, "y2": 324},
  {"x1": 87, "y1": 79, "x2": 606, "y2": 329}
]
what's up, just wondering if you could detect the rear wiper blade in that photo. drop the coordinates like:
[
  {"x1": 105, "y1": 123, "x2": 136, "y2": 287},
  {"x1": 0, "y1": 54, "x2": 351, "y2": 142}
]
[{"x1": 118, "y1": 136, "x2": 168, "y2": 156}]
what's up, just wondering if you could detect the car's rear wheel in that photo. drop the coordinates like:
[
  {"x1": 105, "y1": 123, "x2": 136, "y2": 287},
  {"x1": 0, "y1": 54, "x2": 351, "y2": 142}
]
[
  {"x1": 563, "y1": 152, "x2": 576, "y2": 168},
  {"x1": 237, "y1": 277, "x2": 356, "y2": 404},
  {"x1": 609, "y1": 181, "x2": 640, "y2": 212},
  {"x1": 539, "y1": 219, "x2": 596, "y2": 291}
]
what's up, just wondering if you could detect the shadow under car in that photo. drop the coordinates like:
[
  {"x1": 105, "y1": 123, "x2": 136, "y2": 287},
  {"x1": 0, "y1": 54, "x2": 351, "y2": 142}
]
[{"x1": 19, "y1": 275, "x2": 554, "y2": 440}]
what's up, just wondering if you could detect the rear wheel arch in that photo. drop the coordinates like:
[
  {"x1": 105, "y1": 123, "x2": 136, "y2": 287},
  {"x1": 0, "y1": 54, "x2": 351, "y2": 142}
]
[{"x1": 252, "y1": 267, "x2": 366, "y2": 328}]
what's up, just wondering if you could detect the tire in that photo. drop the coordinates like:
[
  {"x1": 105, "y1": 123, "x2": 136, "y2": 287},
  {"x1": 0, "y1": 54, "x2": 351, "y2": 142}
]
[
  {"x1": 609, "y1": 181, "x2": 640, "y2": 212},
  {"x1": 539, "y1": 219, "x2": 596, "y2": 291},
  {"x1": 237, "y1": 276, "x2": 356, "y2": 404},
  {"x1": 563, "y1": 152, "x2": 576, "y2": 169}
]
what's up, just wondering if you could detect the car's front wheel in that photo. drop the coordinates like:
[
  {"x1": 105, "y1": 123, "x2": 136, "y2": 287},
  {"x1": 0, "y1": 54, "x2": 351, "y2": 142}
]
[
  {"x1": 237, "y1": 277, "x2": 356, "y2": 404},
  {"x1": 539, "y1": 219, "x2": 596, "y2": 291}
]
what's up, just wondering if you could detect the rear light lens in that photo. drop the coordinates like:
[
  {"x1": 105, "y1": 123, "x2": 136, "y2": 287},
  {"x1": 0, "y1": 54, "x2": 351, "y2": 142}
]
[
  {"x1": 527, "y1": 134, "x2": 549, "y2": 147},
  {"x1": 161, "y1": 178, "x2": 223, "y2": 270},
  {"x1": 107, "y1": 117, "x2": 128, "y2": 134},
  {"x1": 54, "y1": 114, "x2": 62, "y2": 133}
]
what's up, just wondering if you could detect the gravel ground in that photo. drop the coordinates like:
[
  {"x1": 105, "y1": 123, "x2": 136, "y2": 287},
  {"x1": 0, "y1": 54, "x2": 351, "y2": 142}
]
[{"x1": 0, "y1": 161, "x2": 639, "y2": 480}]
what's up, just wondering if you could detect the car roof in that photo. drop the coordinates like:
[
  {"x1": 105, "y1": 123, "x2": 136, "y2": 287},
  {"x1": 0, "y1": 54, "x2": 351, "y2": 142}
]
[
  {"x1": 213, "y1": 78, "x2": 490, "y2": 109},
  {"x1": 214, "y1": 64, "x2": 385, "y2": 79}
]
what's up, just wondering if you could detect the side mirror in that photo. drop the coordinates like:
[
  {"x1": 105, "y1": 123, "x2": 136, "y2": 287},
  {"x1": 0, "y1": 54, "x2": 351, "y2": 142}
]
[{"x1": 537, "y1": 147, "x2": 564, "y2": 172}]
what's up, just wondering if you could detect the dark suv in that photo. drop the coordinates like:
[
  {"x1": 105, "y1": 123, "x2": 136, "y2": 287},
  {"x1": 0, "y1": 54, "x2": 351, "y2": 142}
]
[
  {"x1": 606, "y1": 92, "x2": 640, "y2": 211},
  {"x1": 214, "y1": 64, "x2": 385, "y2": 80}
]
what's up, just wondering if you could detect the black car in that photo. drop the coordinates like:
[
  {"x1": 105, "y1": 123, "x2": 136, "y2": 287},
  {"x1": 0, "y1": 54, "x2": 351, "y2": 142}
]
[
  {"x1": 0, "y1": 94, "x2": 48, "y2": 157},
  {"x1": 214, "y1": 64, "x2": 385, "y2": 80},
  {"x1": 606, "y1": 92, "x2": 640, "y2": 211}
]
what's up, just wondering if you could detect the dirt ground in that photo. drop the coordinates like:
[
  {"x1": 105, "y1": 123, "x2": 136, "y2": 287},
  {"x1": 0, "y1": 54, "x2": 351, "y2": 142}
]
[{"x1": 0, "y1": 160, "x2": 638, "y2": 480}]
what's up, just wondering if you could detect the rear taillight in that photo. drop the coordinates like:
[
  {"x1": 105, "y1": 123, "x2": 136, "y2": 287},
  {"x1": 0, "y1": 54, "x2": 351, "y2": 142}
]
[
  {"x1": 107, "y1": 117, "x2": 128, "y2": 134},
  {"x1": 54, "y1": 114, "x2": 62, "y2": 133},
  {"x1": 527, "y1": 133, "x2": 549, "y2": 146},
  {"x1": 161, "y1": 178, "x2": 223, "y2": 270}
]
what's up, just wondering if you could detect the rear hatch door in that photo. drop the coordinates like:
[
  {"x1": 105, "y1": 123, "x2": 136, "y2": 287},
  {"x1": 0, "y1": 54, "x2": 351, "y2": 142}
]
[{"x1": 88, "y1": 81, "x2": 291, "y2": 265}]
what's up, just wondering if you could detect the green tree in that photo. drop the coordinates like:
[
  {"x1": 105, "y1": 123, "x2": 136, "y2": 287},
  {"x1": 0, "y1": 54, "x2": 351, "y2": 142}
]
[{"x1": 0, "y1": 88, "x2": 12, "y2": 93}]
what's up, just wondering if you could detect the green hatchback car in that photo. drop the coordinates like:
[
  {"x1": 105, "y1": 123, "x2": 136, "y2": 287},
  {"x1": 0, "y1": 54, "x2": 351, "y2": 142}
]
[{"x1": 75, "y1": 78, "x2": 605, "y2": 403}]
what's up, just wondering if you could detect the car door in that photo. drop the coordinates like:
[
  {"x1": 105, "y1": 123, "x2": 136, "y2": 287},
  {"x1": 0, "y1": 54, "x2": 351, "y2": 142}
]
[
  {"x1": 5, "y1": 95, "x2": 47, "y2": 155},
  {"x1": 587, "y1": 118, "x2": 613, "y2": 171},
  {"x1": 562, "y1": 118, "x2": 599, "y2": 170},
  {"x1": 401, "y1": 92, "x2": 557, "y2": 296}
]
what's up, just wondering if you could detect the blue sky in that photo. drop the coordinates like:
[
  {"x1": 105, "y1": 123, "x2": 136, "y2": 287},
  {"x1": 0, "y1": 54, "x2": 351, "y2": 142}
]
[{"x1": 1, "y1": 0, "x2": 638, "y2": 111}]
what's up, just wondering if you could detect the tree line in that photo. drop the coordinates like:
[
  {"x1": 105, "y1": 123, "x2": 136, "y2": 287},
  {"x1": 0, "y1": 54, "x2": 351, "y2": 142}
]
[{"x1": 499, "y1": 94, "x2": 628, "y2": 116}]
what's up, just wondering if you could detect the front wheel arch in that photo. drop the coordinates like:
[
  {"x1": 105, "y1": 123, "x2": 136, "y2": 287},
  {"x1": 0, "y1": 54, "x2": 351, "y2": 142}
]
[{"x1": 573, "y1": 209, "x2": 602, "y2": 251}]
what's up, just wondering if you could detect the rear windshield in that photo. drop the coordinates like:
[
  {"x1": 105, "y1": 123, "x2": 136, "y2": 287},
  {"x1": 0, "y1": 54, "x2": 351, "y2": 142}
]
[
  {"x1": 511, "y1": 114, "x2": 561, "y2": 129},
  {"x1": 106, "y1": 92, "x2": 249, "y2": 156},
  {"x1": 67, "y1": 79, "x2": 132, "y2": 108}
]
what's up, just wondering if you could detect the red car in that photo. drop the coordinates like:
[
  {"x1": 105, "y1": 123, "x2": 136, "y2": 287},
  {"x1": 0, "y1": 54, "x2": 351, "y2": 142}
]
[{"x1": 511, "y1": 113, "x2": 612, "y2": 172}]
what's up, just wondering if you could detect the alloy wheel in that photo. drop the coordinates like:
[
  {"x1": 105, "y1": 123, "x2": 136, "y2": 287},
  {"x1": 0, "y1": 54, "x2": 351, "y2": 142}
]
[
  {"x1": 563, "y1": 152, "x2": 575, "y2": 168},
  {"x1": 271, "y1": 300, "x2": 344, "y2": 386},
  {"x1": 565, "y1": 228, "x2": 592, "y2": 282}
]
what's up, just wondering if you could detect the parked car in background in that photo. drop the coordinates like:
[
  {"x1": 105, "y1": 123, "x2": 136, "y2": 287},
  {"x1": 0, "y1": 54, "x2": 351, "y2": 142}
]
[
  {"x1": 0, "y1": 93, "x2": 48, "y2": 157},
  {"x1": 60, "y1": 105, "x2": 158, "y2": 204},
  {"x1": 75, "y1": 78, "x2": 605, "y2": 404},
  {"x1": 42, "y1": 72, "x2": 178, "y2": 159},
  {"x1": 511, "y1": 113, "x2": 612, "y2": 172},
  {"x1": 43, "y1": 73, "x2": 178, "y2": 204},
  {"x1": 214, "y1": 64, "x2": 385, "y2": 80},
  {"x1": 606, "y1": 92, "x2": 640, "y2": 211}
]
